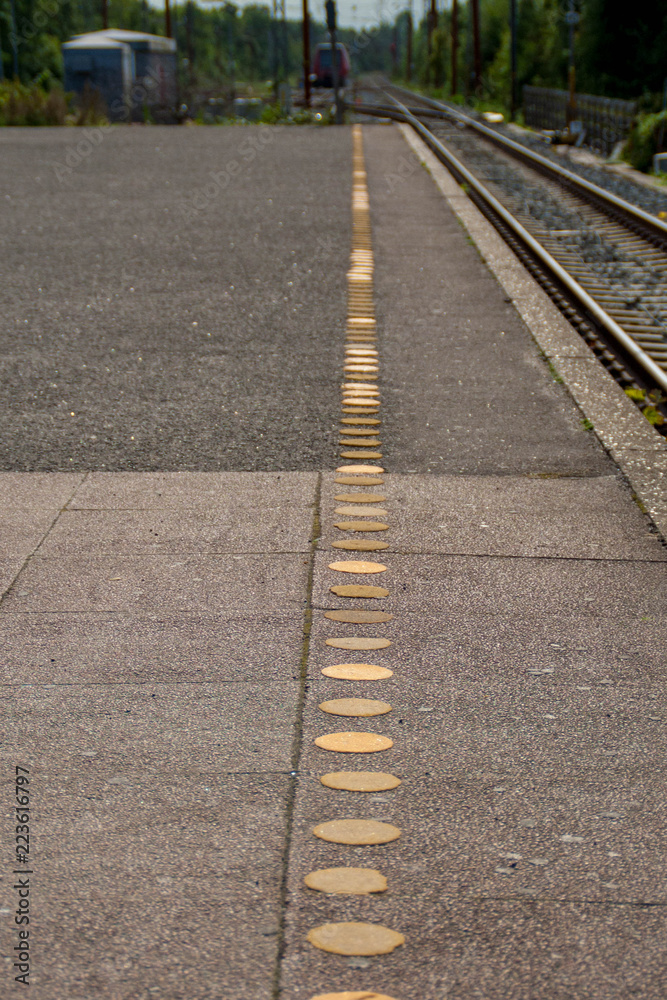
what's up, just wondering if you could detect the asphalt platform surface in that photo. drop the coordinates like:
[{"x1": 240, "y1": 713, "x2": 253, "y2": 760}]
[{"x1": 0, "y1": 124, "x2": 665, "y2": 1000}]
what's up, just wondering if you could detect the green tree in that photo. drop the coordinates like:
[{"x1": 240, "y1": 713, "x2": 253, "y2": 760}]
[{"x1": 577, "y1": 0, "x2": 667, "y2": 100}]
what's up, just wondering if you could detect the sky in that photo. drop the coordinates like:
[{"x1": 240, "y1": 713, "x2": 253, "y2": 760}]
[{"x1": 152, "y1": 0, "x2": 431, "y2": 32}]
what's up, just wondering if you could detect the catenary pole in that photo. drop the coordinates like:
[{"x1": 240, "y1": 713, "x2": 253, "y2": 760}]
[
  {"x1": 509, "y1": 0, "x2": 517, "y2": 119},
  {"x1": 302, "y1": 0, "x2": 311, "y2": 107},
  {"x1": 451, "y1": 0, "x2": 458, "y2": 96}
]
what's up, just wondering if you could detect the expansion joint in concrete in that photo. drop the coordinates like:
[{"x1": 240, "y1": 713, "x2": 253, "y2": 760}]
[
  {"x1": 271, "y1": 469, "x2": 322, "y2": 1000},
  {"x1": 0, "y1": 472, "x2": 90, "y2": 608}
]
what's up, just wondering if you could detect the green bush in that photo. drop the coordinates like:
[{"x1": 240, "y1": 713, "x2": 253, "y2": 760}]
[
  {"x1": 622, "y1": 110, "x2": 667, "y2": 172},
  {"x1": 0, "y1": 80, "x2": 67, "y2": 126}
]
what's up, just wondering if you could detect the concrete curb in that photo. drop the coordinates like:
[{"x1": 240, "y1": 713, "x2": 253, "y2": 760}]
[{"x1": 397, "y1": 121, "x2": 667, "y2": 541}]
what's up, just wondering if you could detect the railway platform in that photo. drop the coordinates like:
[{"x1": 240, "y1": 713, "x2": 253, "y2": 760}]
[{"x1": 1, "y1": 121, "x2": 666, "y2": 1000}]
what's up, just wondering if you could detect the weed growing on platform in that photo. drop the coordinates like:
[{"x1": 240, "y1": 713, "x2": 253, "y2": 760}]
[{"x1": 625, "y1": 387, "x2": 665, "y2": 426}]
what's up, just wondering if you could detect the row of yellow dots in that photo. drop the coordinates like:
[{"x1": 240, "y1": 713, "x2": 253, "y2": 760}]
[{"x1": 306, "y1": 125, "x2": 402, "y2": 1000}]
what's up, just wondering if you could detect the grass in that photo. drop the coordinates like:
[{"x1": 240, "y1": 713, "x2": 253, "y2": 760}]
[{"x1": 0, "y1": 80, "x2": 67, "y2": 126}]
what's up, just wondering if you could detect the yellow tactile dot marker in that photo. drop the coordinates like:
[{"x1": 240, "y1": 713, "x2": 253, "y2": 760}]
[
  {"x1": 334, "y1": 476, "x2": 384, "y2": 486},
  {"x1": 335, "y1": 505, "x2": 387, "y2": 516},
  {"x1": 309, "y1": 126, "x2": 404, "y2": 984},
  {"x1": 325, "y1": 636, "x2": 391, "y2": 650},
  {"x1": 304, "y1": 868, "x2": 387, "y2": 895},
  {"x1": 315, "y1": 732, "x2": 393, "y2": 753},
  {"x1": 320, "y1": 771, "x2": 401, "y2": 791},
  {"x1": 313, "y1": 819, "x2": 400, "y2": 844},
  {"x1": 321, "y1": 664, "x2": 393, "y2": 680},
  {"x1": 332, "y1": 539, "x2": 389, "y2": 551},
  {"x1": 339, "y1": 439, "x2": 382, "y2": 448},
  {"x1": 334, "y1": 490, "x2": 386, "y2": 499},
  {"x1": 328, "y1": 560, "x2": 387, "y2": 573},
  {"x1": 336, "y1": 464, "x2": 384, "y2": 473},
  {"x1": 324, "y1": 610, "x2": 393, "y2": 624},
  {"x1": 330, "y1": 584, "x2": 389, "y2": 597},
  {"x1": 334, "y1": 520, "x2": 389, "y2": 532},
  {"x1": 310, "y1": 991, "x2": 400, "y2": 1000},
  {"x1": 307, "y1": 923, "x2": 405, "y2": 956},
  {"x1": 319, "y1": 698, "x2": 391, "y2": 717}
]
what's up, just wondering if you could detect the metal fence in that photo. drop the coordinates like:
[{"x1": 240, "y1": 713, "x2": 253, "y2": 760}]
[{"x1": 523, "y1": 86, "x2": 637, "y2": 157}]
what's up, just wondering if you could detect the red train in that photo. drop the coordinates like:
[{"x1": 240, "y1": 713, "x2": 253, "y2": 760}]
[{"x1": 312, "y1": 42, "x2": 350, "y2": 88}]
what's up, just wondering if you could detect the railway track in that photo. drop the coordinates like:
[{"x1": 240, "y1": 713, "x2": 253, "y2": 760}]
[{"x1": 350, "y1": 82, "x2": 667, "y2": 427}]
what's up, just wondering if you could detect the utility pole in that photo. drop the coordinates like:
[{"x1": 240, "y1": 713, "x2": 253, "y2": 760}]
[
  {"x1": 565, "y1": 0, "x2": 579, "y2": 125},
  {"x1": 102, "y1": 0, "x2": 108, "y2": 30},
  {"x1": 451, "y1": 0, "x2": 458, "y2": 96},
  {"x1": 272, "y1": 0, "x2": 289, "y2": 111},
  {"x1": 227, "y1": 14, "x2": 235, "y2": 98},
  {"x1": 428, "y1": 0, "x2": 437, "y2": 59},
  {"x1": 302, "y1": 0, "x2": 311, "y2": 107},
  {"x1": 509, "y1": 0, "x2": 517, "y2": 119},
  {"x1": 406, "y1": 8, "x2": 413, "y2": 82},
  {"x1": 9, "y1": 0, "x2": 18, "y2": 77},
  {"x1": 471, "y1": 0, "x2": 481, "y2": 96},
  {"x1": 272, "y1": 0, "x2": 279, "y2": 101},
  {"x1": 325, "y1": 0, "x2": 343, "y2": 124},
  {"x1": 165, "y1": 0, "x2": 172, "y2": 38},
  {"x1": 185, "y1": 1, "x2": 195, "y2": 86}
]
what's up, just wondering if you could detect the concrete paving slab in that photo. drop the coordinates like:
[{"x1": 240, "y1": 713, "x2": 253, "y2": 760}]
[
  {"x1": 0, "y1": 611, "x2": 303, "y2": 685},
  {"x1": 1, "y1": 682, "x2": 298, "y2": 771},
  {"x1": 0, "y1": 559, "x2": 26, "y2": 597},
  {"x1": 1, "y1": 553, "x2": 308, "y2": 613},
  {"x1": 320, "y1": 473, "x2": 665, "y2": 560},
  {"x1": 312, "y1": 552, "x2": 667, "y2": 618},
  {"x1": 14, "y1": 770, "x2": 289, "y2": 877},
  {"x1": 68, "y1": 470, "x2": 317, "y2": 509},
  {"x1": 0, "y1": 509, "x2": 61, "y2": 557},
  {"x1": 0, "y1": 471, "x2": 85, "y2": 508},
  {"x1": 14, "y1": 874, "x2": 281, "y2": 1000},
  {"x1": 38, "y1": 507, "x2": 313, "y2": 556}
]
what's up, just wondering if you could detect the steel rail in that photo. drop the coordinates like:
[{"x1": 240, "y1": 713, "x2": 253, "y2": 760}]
[
  {"x1": 355, "y1": 94, "x2": 667, "y2": 395},
  {"x1": 379, "y1": 83, "x2": 667, "y2": 250}
]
